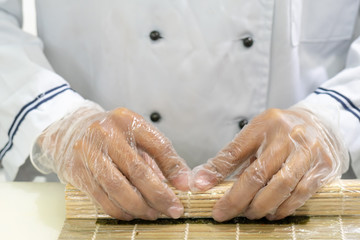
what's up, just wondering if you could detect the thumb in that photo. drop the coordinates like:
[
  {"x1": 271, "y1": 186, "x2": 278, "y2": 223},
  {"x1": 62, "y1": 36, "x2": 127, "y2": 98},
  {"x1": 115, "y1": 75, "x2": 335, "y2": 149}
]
[
  {"x1": 192, "y1": 132, "x2": 261, "y2": 191},
  {"x1": 191, "y1": 161, "x2": 224, "y2": 191}
]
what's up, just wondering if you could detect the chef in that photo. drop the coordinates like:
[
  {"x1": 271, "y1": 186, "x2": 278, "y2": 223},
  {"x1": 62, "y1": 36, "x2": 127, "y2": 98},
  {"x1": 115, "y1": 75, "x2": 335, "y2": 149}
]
[{"x1": 1, "y1": 0, "x2": 359, "y2": 221}]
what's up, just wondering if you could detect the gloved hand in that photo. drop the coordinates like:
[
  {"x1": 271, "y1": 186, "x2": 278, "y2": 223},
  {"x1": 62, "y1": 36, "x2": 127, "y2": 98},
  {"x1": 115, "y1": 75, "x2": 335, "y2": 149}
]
[
  {"x1": 192, "y1": 107, "x2": 348, "y2": 221},
  {"x1": 31, "y1": 101, "x2": 191, "y2": 220}
]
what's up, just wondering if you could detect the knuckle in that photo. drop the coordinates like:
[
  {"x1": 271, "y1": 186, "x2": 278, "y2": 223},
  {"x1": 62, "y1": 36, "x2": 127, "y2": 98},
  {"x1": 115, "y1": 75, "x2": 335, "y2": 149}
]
[
  {"x1": 73, "y1": 139, "x2": 85, "y2": 151},
  {"x1": 261, "y1": 108, "x2": 289, "y2": 128},
  {"x1": 311, "y1": 142, "x2": 334, "y2": 170},
  {"x1": 290, "y1": 125, "x2": 306, "y2": 140},
  {"x1": 163, "y1": 162, "x2": 181, "y2": 178},
  {"x1": 128, "y1": 161, "x2": 147, "y2": 179},
  {"x1": 247, "y1": 167, "x2": 267, "y2": 187},
  {"x1": 277, "y1": 176, "x2": 296, "y2": 192},
  {"x1": 88, "y1": 121, "x2": 106, "y2": 137},
  {"x1": 154, "y1": 143, "x2": 174, "y2": 159},
  {"x1": 110, "y1": 108, "x2": 147, "y2": 131},
  {"x1": 112, "y1": 107, "x2": 131, "y2": 117},
  {"x1": 318, "y1": 155, "x2": 333, "y2": 170},
  {"x1": 311, "y1": 140, "x2": 322, "y2": 150},
  {"x1": 148, "y1": 188, "x2": 174, "y2": 207},
  {"x1": 111, "y1": 108, "x2": 133, "y2": 124},
  {"x1": 249, "y1": 202, "x2": 268, "y2": 216},
  {"x1": 295, "y1": 184, "x2": 308, "y2": 197},
  {"x1": 226, "y1": 142, "x2": 243, "y2": 159},
  {"x1": 323, "y1": 157, "x2": 333, "y2": 169},
  {"x1": 264, "y1": 108, "x2": 283, "y2": 120},
  {"x1": 205, "y1": 161, "x2": 227, "y2": 182},
  {"x1": 104, "y1": 176, "x2": 125, "y2": 193},
  {"x1": 112, "y1": 107, "x2": 143, "y2": 121}
]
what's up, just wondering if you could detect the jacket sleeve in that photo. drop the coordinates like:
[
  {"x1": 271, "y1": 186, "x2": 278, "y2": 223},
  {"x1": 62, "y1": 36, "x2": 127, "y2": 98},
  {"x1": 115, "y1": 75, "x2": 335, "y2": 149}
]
[
  {"x1": 298, "y1": 34, "x2": 360, "y2": 178},
  {"x1": 0, "y1": 1, "x2": 86, "y2": 180}
]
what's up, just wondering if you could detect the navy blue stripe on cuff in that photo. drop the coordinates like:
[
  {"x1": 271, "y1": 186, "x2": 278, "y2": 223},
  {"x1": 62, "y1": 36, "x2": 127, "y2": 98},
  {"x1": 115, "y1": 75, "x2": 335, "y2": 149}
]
[
  {"x1": 318, "y1": 87, "x2": 360, "y2": 115},
  {"x1": 7, "y1": 84, "x2": 68, "y2": 137},
  {"x1": 314, "y1": 89, "x2": 360, "y2": 122},
  {"x1": 0, "y1": 85, "x2": 72, "y2": 160}
]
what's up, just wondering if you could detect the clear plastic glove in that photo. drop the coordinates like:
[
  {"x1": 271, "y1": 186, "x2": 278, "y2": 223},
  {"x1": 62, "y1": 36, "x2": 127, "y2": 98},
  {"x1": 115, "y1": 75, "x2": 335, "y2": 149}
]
[
  {"x1": 31, "y1": 101, "x2": 191, "y2": 220},
  {"x1": 192, "y1": 107, "x2": 348, "y2": 221}
]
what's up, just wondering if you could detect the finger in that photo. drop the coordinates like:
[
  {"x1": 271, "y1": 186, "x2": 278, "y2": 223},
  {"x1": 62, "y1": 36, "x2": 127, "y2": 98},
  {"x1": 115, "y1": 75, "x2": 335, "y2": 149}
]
[
  {"x1": 90, "y1": 122, "x2": 184, "y2": 219},
  {"x1": 192, "y1": 123, "x2": 264, "y2": 191},
  {"x1": 267, "y1": 145, "x2": 333, "y2": 220},
  {"x1": 134, "y1": 125, "x2": 191, "y2": 191},
  {"x1": 244, "y1": 148, "x2": 311, "y2": 220},
  {"x1": 111, "y1": 108, "x2": 191, "y2": 191},
  {"x1": 139, "y1": 150, "x2": 166, "y2": 182},
  {"x1": 76, "y1": 139, "x2": 159, "y2": 220},
  {"x1": 226, "y1": 156, "x2": 257, "y2": 180},
  {"x1": 90, "y1": 182, "x2": 134, "y2": 220},
  {"x1": 212, "y1": 141, "x2": 290, "y2": 222},
  {"x1": 70, "y1": 149, "x2": 134, "y2": 220}
]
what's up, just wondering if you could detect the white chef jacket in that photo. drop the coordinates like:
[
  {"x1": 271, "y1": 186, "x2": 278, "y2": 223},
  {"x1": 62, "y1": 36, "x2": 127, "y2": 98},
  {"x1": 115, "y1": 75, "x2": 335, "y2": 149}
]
[{"x1": 1, "y1": 0, "x2": 360, "y2": 181}]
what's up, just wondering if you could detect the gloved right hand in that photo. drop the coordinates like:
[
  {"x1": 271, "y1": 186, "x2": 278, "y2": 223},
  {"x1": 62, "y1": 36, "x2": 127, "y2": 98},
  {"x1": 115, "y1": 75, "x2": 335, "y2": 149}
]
[
  {"x1": 31, "y1": 101, "x2": 191, "y2": 220},
  {"x1": 192, "y1": 107, "x2": 348, "y2": 221}
]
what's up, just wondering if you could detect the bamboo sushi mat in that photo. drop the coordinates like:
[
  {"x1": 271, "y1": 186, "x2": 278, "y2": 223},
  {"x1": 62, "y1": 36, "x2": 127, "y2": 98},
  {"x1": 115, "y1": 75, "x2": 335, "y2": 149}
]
[{"x1": 59, "y1": 180, "x2": 360, "y2": 239}]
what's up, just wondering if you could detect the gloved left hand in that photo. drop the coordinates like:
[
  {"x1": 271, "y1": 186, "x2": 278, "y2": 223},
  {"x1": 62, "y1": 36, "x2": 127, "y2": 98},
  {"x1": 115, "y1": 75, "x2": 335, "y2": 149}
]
[
  {"x1": 31, "y1": 101, "x2": 191, "y2": 220},
  {"x1": 192, "y1": 107, "x2": 348, "y2": 221}
]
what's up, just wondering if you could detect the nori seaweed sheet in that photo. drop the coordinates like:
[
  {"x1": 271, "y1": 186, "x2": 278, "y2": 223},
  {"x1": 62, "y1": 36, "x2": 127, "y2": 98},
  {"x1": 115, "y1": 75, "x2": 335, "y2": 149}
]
[{"x1": 96, "y1": 216, "x2": 310, "y2": 225}]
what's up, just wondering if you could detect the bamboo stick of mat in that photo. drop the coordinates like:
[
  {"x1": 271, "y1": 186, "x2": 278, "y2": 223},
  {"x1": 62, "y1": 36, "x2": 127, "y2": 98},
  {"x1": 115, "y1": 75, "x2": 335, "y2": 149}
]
[
  {"x1": 58, "y1": 216, "x2": 360, "y2": 240},
  {"x1": 65, "y1": 179, "x2": 360, "y2": 219}
]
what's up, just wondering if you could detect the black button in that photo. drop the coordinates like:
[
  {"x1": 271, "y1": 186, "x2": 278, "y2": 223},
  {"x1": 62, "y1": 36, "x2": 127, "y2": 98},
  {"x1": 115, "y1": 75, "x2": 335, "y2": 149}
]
[
  {"x1": 242, "y1": 37, "x2": 254, "y2": 48},
  {"x1": 150, "y1": 112, "x2": 161, "y2": 123},
  {"x1": 238, "y1": 119, "x2": 248, "y2": 130},
  {"x1": 149, "y1": 31, "x2": 162, "y2": 41}
]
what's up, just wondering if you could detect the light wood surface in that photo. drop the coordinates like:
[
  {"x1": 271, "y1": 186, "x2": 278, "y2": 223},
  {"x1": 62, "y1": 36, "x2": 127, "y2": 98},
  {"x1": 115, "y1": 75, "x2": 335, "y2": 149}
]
[{"x1": 0, "y1": 182, "x2": 65, "y2": 240}]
